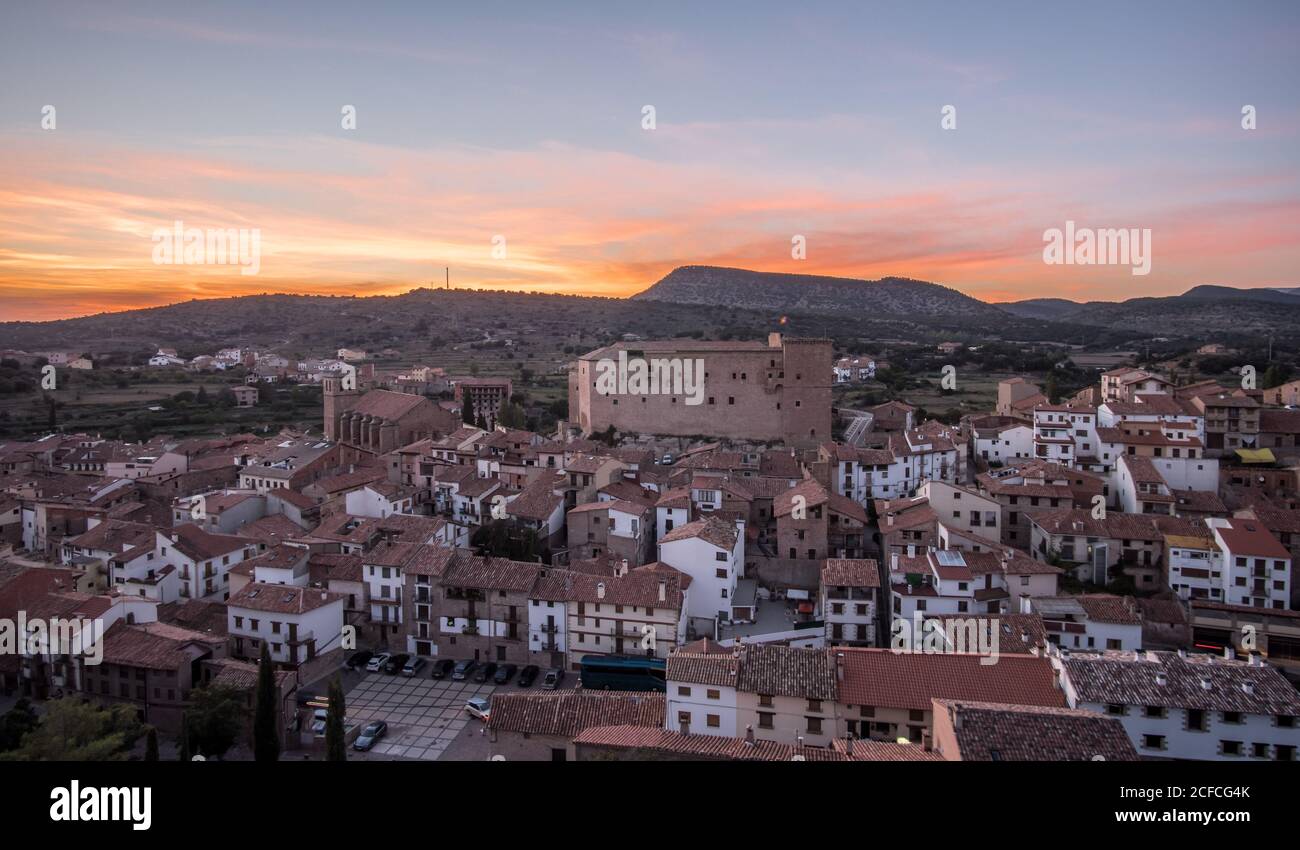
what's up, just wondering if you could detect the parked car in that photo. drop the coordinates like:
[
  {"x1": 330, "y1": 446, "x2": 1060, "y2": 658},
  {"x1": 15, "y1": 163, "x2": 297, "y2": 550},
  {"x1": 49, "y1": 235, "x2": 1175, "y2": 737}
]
[
  {"x1": 310, "y1": 708, "x2": 329, "y2": 734},
  {"x1": 493, "y1": 663, "x2": 517, "y2": 685},
  {"x1": 431, "y1": 659, "x2": 455, "y2": 679},
  {"x1": 660, "y1": 453, "x2": 675, "y2": 466},
  {"x1": 365, "y1": 652, "x2": 391, "y2": 673},
  {"x1": 517, "y1": 665, "x2": 540, "y2": 687},
  {"x1": 451, "y1": 659, "x2": 477, "y2": 681},
  {"x1": 542, "y1": 668, "x2": 565, "y2": 690},
  {"x1": 401, "y1": 656, "x2": 427, "y2": 677},
  {"x1": 472, "y1": 662, "x2": 498, "y2": 683},
  {"x1": 353, "y1": 720, "x2": 388, "y2": 751},
  {"x1": 383, "y1": 653, "x2": 410, "y2": 674},
  {"x1": 464, "y1": 696, "x2": 491, "y2": 721},
  {"x1": 345, "y1": 650, "x2": 373, "y2": 670}
]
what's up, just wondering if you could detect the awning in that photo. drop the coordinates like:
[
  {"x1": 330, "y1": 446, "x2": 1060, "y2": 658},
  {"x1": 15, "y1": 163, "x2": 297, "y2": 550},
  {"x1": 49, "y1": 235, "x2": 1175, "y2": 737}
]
[{"x1": 1235, "y1": 448, "x2": 1275, "y2": 464}]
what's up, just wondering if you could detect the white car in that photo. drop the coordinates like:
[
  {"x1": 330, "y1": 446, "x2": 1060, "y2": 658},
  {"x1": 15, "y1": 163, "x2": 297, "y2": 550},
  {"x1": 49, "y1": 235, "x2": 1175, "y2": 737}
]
[
  {"x1": 365, "y1": 652, "x2": 391, "y2": 673},
  {"x1": 310, "y1": 708, "x2": 328, "y2": 734},
  {"x1": 465, "y1": 696, "x2": 491, "y2": 721}
]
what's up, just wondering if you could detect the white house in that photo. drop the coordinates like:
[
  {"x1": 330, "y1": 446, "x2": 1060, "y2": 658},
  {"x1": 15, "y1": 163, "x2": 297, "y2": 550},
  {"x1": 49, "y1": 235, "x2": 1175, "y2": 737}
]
[
  {"x1": 665, "y1": 649, "x2": 741, "y2": 737},
  {"x1": 227, "y1": 583, "x2": 346, "y2": 666},
  {"x1": 1024, "y1": 595, "x2": 1142, "y2": 651},
  {"x1": 1206, "y1": 517, "x2": 1293, "y2": 610},
  {"x1": 1056, "y1": 648, "x2": 1300, "y2": 761},
  {"x1": 345, "y1": 481, "x2": 417, "y2": 519},
  {"x1": 657, "y1": 515, "x2": 743, "y2": 630}
]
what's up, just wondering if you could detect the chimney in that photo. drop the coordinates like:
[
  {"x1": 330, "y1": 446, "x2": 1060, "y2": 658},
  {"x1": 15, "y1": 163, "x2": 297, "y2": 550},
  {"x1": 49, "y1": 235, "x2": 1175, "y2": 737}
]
[
  {"x1": 886, "y1": 513, "x2": 894, "y2": 527},
  {"x1": 890, "y1": 552, "x2": 898, "y2": 571},
  {"x1": 1223, "y1": 646, "x2": 1235, "y2": 661},
  {"x1": 1241, "y1": 681, "x2": 1255, "y2": 696},
  {"x1": 1155, "y1": 672, "x2": 1167, "y2": 686},
  {"x1": 744, "y1": 724, "x2": 755, "y2": 746},
  {"x1": 1200, "y1": 677, "x2": 1213, "y2": 691},
  {"x1": 597, "y1": 582, "x2": 605, "y2": 600},
  {"x1": 620, "y1": 559, "x2": 629, "y2": 577},
  {"x1": 921, "y1": 730, "x2": 933, "y2": 752},
  {"x1": 658, "y1": 580, "x2": 666, "y2": 602},
  {"x1": 836, "y1": 651, "x2": 845, "y2": 680}
]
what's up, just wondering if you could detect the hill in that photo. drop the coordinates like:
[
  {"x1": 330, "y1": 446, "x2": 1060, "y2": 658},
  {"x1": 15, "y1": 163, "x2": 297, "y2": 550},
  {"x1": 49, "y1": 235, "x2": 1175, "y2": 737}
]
[{"x1": 632, "y1": 265, "x2": 1008, "y2": 321}]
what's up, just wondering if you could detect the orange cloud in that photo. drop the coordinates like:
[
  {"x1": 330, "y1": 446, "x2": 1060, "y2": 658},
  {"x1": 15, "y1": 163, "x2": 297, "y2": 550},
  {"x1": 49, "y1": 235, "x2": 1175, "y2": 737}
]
[{"x1": 1, "y1": 132, "x2": 1297, "y2": 320}]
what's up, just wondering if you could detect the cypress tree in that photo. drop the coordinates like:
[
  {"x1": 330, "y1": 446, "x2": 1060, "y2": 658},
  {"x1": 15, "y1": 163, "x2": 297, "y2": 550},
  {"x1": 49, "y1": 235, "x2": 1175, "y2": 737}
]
[
  {"x1": 253, "y1": 643, "x2": 281, "y2": 762},
  {"x1": 144, "y1": 727, "x2": 159, "y2": 761},
  {"x1": 325, "y1": 677, "x2": 347, "y2": 762},
  {"x1": 178, "y1": 714, "x2": 191, "y2": 761}
]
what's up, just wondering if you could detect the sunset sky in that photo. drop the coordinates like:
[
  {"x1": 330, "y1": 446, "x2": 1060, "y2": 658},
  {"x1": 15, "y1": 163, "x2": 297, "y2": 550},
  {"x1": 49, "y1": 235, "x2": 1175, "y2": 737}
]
[{"x1": 2, "y1": 1, "x2": 1298, "y2": 321}]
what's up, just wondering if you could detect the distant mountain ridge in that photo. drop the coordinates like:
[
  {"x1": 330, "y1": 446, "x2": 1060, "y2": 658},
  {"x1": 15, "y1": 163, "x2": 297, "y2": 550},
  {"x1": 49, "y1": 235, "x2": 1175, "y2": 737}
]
[{"x1": 632, "y1": 265, "x2": 1007, "y2": 320}]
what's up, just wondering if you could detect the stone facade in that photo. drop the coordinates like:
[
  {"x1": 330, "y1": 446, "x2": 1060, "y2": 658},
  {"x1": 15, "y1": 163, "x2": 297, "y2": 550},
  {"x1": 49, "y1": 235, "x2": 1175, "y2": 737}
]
[{"x1": 569, "y1": 333, "x2": 831, "y2": 448}]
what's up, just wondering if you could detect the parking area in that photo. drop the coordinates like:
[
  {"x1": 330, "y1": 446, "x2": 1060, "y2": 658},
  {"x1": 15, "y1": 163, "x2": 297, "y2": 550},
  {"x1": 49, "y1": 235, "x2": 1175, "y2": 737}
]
[{"x1": 345, "y1": 673, "x2": 494, "y2": 761}]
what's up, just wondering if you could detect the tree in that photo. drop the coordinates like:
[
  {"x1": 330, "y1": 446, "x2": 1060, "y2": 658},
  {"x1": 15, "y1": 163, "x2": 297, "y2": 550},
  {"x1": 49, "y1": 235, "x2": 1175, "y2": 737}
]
[
  {"x1": 475, "y1": 412, "x2": 488, "y2": 430},
  {"x1": 178, "y1": 714, "x2": 191, "y2": 761},
  {"x1": 0, "y1": 698, "x2": 142, "y2": 761},
  {"x1": 0, "y1": 698, "x2": 39, "y2": 752},
  {"x1": 1044, "y1": 372, "x2": 1060, "y2": 404},
  {"x1": 462, "y1": 398, "x2": 475, "y2": 425},
  {"x1": 187, "y1": 684, "x2": 246, "y2": 760},
  {"x1": 144, "y1": 727, "x2": 159, "y2": 761},
  {"x1": 325, "y1": 677, "x2": 347, "y2": 762},
  {"x1": 253, "y1": 643, "x2": 281, "y2": 763}
]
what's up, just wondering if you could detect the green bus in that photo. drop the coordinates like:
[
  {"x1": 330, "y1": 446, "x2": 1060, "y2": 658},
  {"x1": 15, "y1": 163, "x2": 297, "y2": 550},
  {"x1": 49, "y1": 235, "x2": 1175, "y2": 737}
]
[{"x1": 578, "y1": 654, "x2": 667, "y2": 692}]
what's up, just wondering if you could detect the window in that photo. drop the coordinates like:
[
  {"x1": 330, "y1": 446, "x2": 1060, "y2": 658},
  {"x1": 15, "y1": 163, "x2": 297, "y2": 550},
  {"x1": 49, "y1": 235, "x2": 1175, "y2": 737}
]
[
  {"x1": 1221, "y1": 740, "x2": 1242, "y2": 756},
  {"x1": 677, "y1": 686, "x2": 690, "y2": 697},
  {"x1": 1143, "y1": 734, "x2": 1165, "y2": 750},
  {"x1": 806, "y1": 717, "x2": 822, "y2": 734},
  {"x1": 706, "y1": 714, "x2": 720, "y2": 728},
  {"x1": 707, "y1": 689, "x2": 720, "y2": 700},
  {"x1": 758, "y1": 712, "x2": 774, "y2": 729}
]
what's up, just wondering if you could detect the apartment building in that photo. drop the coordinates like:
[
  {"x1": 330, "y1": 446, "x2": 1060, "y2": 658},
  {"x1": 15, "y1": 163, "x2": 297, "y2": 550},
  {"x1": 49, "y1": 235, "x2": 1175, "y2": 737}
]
[
  {"x1": 820, "y1": 558, "x2": 880, "y2": 647},
  {"x1": 1191, "y1": 391, "x2": 1261, "y2": 452}
]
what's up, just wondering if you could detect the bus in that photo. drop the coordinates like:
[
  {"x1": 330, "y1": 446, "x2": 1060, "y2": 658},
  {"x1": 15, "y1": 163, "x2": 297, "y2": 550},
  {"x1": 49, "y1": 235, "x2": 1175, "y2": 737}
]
[{"x1": 578, "y1": 654, "x2": 667, "y2": 692}]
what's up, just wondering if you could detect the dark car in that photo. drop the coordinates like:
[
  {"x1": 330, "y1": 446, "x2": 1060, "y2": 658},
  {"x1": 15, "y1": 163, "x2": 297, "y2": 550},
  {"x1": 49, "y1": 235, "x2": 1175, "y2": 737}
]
[
  {"x1": 493, "y1": 663, "x2": 517, "y2": 685},
  {"x1": 383, "y1": 653, "x2": 410, "y2": 674},
  {"x1": 353, "y1": 720, "x2": 388, "y2": 751},
  {"x1": 451, "y1": 659, "x2": 477, "y2": 681},
  {"x1": 516, "y1": 665, "x2": 540, "y2": 687},
  {"x1": 345, "y1": 650, "x2": 373, "y2": 670},
  {"x1": 472, "y1": 662, "x2": 498, "y2": 683},
  {"x1": 430, "y1": 659, "x2": 455, "y2": 679}
]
